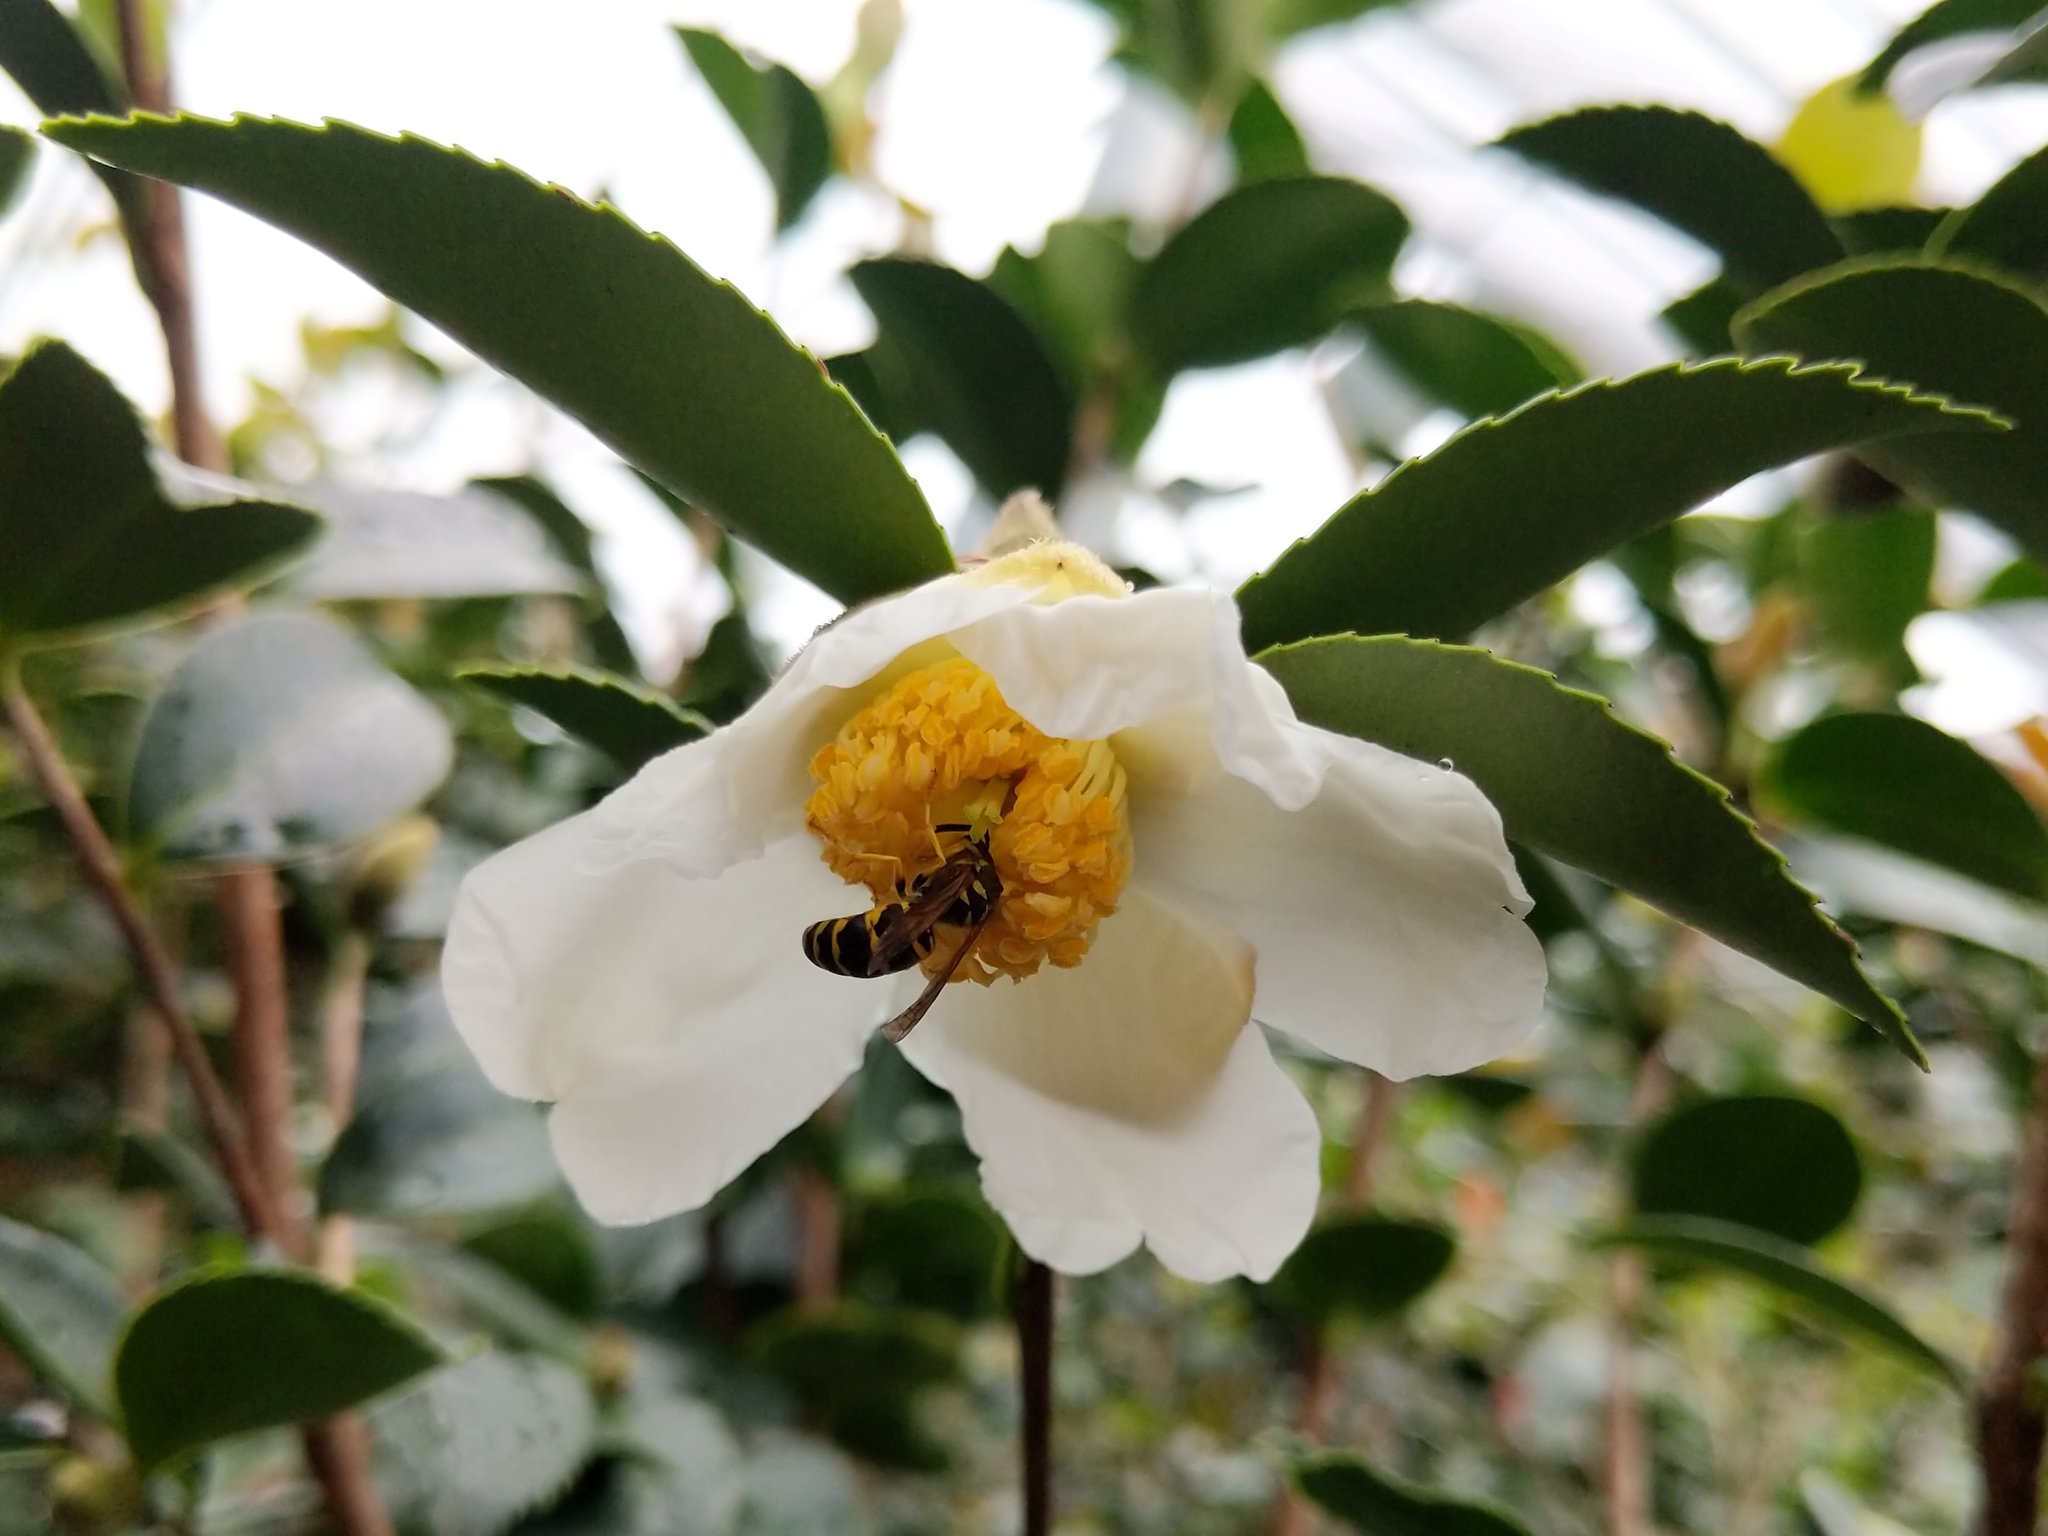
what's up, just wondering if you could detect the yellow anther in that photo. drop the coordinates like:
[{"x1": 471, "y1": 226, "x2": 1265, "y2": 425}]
[{"x1": 805, "y1": 657, "x2": 1132, "y2": 984}]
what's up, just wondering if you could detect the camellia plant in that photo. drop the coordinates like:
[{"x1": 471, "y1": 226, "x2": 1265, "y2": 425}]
[{"x1": 6, "y1": 0, "x2": 2048, "y2": 1534}]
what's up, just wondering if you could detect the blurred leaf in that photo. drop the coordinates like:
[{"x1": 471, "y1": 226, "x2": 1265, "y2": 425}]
[
  {"x1": 1131, "y1": 175, "x2": 1408, "y2": 372},
  {"x1": 1633, "y1": 1095, "x2": 1863, "y2": 1244},
  {"x1": 823, "y1": 349, "x2": 920, "y2": 444},
  {"x1": 1267, "y1": 0, "x2": 1413, "y2": 37},
  {"x1": 114, "y1": 1123, "x2": 238, "y2": 1230},
  {"x1": 116, "y1": 1267, "x2": 444, "y2": 1471},
  {"x1": 374, "y1": 1351, "x2": 599, "y2": 1536},
  {"x1": 376, "y1": 1230, "x2": 591, "y2": 1361},
  {"x1": 472, "y1": 474, "x2": 639, "y2": 675},
  {"x1": 1834, "y1": 205, "x2": 1950, "y2": 255},
  {"x1": 1798, "y1": 506, "x2": 1935, "y2": 679},
  {"x1": 1354, "y1": 300, "x2": 1579, "y2": 421},
  {"x1": 1857, "y1": 0, "x2": 2045, "y2": 91},
  {"x1": 1258, "y1": 637, "x2": 1917, "y2": 1058},
  {"x1": 0, "y1": 1215, "x2": 123, "y2": 1418},
  {"x1": 1759, "y1": 711, "x2": 2048, "y2": 899},
  {"x1": 611, "y1": 1395, "x2": 745, "y2": 1535},
  {"x1": 1738, "y1": 261, "x2": 2048, "y2": 560},
  {"x1": 1661, "y1": 277, "x2": 1746, "y2": 354},
  {"x1": 1932, "y1": 143, "x2": 2048, "y2": 281},
  {"x1": 1789, "y1": 833, "x2": 2048, "y2": 968},
  {"x1": 1777, "y1": 76, "x2": 1923, "y2": 214},
  {"x1": 677, "y1": 28, "x2": 831, "y2": 232},
  {"x1": 1268, "y1": 1216, "x2": 1455, "y2": 1329},
  {"x1": 282, "y1": 481, "x2": 586, "y2": 601},
  {"x1": 735, "y1": 1441, "x2": 867, "y2": 1536},
  {"x1": 127, "y1": 612, "x2": 453, "y2": 864},
  {"x1": 1294, "y1": 1452, "x2": 1535, "y2": 1535},
  {"x1": 755, "y1": 1304, "x2": 960, "y2": 1470},
  {"x1": 1602, "y1": 1216, "x2": 1965, "y2": 1391},
  {"x1": 1978, "y1": 558, "x2": 2048, "y2": 602},
  {"x1": 462, "y1": 665, "x2": 707, "y2": 774},
  {"x1": 1497, "y1": 107, "x2": 1842, "y2": 295},
  {"x1": 848, "y1": 1186, "x2": 1006, "y2": 1320},
  {"x1": 1227, "y1": 78, "x2": 1309, "y2": 181},
  {"x1": 320, "y1": 1063, "x2": 557, "y2": 1218},
  {"x1": 0, "y1": 0, "x2": 151, "y2": 240},
  {"x1": 0, "y1": 127, "x2": 33, "y2": 216},
  {"x1": 0, "y1": 341, "x2": 318, "y2": 657},
  {"x1": 850, "y1": 256, "x2": 1075, "y2": 497},
  {"x1": 462, "y1": 1209, "x2": 605, "y2": 1322},
  {"x1": 1236, "y1": 357, "x2": 1994, "y2": 652},
  {"x1": 48, "y1": 113, "x2": 953, "y2": 605},
  {"x1": 1117, "y1": 0, "x2": 1262, "y2": 101},
  {"x1": 1800, "y1": 1470, "x2": 1932, "y2": 1536}
]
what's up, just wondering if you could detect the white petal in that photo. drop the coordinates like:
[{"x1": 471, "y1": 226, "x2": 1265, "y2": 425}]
[
  {"x1": 898, "y1": 891, "x2": 1322, "y2": 1282},
  {"x1": 1132, "y1": 726, "x2": 1546, "y2": 1081},
  {"x1": 442, "y1": 815, "x2": 883, "y2": 1223},
  {"x1": 587, "y1": 574, "x2": 1032, "y2": 870}
]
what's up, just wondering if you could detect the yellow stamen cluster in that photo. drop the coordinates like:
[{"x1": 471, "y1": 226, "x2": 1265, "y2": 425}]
[{"x1": 805, "y1": 657, "x2": 1131, "y2": 984}]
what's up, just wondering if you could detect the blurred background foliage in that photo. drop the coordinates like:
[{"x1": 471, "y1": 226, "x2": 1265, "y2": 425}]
[{"x1": 5, "y1": 0, "x2": 2048, "y2": 1533}]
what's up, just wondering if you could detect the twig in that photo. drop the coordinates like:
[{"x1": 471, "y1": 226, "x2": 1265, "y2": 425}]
[
  {"x1": 791, "y1": 1165, "x2": 842, "y2": 1313},
  {"x1": 1, "y1": 676, "x2": 281, "y2": 1244},
  {"x1": 1017, "y1": 1257, "x2": 1055, "y2": 1536},
  {"x1": 1977, "y1": 1045, "x2": 2048, "y2": 1536}
]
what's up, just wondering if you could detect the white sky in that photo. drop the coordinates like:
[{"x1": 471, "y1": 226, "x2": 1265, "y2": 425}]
[{"x1": 4, "y1": 0, "x2": 2048, "y2": 678}]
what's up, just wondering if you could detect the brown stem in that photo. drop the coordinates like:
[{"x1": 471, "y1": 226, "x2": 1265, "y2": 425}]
[
  {"x1": 217, "y1": 865, "x2": 309, "y2": 1258},
  {"x1": 1016, "y1": 1257, "x2": 1054, "y2": 1536},
  {"x1": 2, "y1": 677, "x2": 283, "y2": 1243},
  {"x1": 791, "y1": 1165, "x2": 842, "y2": 1313},
  {"x1": 1977, "y1": 1046, "x2": 2048, "y2": 1536}
]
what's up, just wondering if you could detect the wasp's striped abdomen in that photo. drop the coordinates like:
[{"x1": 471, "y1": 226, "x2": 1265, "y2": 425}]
[{"x1": 801, "y1": 840, "x2": 1003, "y2": 980}]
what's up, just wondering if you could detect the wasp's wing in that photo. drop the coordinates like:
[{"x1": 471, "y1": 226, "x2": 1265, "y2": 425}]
[
  {"x1": 864, "y1": 860, "x2": 978, "y2": 977},
  {"x1": 881, "y1": 918, "x2": 990, "y2": 1043}
]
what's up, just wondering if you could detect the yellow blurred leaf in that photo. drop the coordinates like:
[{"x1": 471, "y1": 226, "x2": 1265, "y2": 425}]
[{"x1": 1777, "y1": 75, "x2": 1923, "y2": 213}]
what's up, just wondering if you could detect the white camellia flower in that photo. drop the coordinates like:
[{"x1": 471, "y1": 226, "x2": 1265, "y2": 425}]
[{"x1": 442, "y1": 532, "x2": 1546, "y2": 1282}]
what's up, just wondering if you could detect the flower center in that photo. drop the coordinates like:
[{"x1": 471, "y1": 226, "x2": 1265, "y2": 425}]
[{"x1": 805, "y1": 657, "x2": 1131, "y2": 984}]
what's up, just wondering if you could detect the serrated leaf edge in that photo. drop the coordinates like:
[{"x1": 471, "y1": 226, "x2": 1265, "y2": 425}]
[
  {"x1": 458, "y1": 663, "x2": 710, "y2": 732},
  {"x1": 1734, "y1": 249, "x2": 2048, "y2": 345}
]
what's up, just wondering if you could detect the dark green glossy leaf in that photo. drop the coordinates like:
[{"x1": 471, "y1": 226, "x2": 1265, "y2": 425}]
[
  {"x1": 1798, "y1": 507, "x2": 1935, "y2": 679},
  {"x1": 1268, "y1": 1216, "x2": 1454, "y2": 1328},
  {"x1": 1932, "y1": 144, "x2": 2048, "y2": 281},
  {"x1": 1131, "y1": 175, "x2": 1408, "y2": 372},
  {"x1": 0, "y1": 0, "x2": 150, "y2": 238},
  {"x1": 850, "y1": 257, "x2": 1074, "y2": 498},
  {"x1": 824, "y1": 348, "x2": 921, "y2": 443},
  {"x1": 47, "y1": 113, "x2": 952, "y2": 605},
  {"x1": 0, "y1": 341, "x2": 318, "y2": 655},
  {"x1": 1257, "y1": 637, "x2": 1916, "y2": 1058},
  {"x1": 1661, "y1": 276, "x2": 1745, "y2": 354},
  {"x1": 1355, "y1": 300, "x2": 1578, "y2": 420},
  {"x1": 1633, "y1": 1095, "x2": 1862, "y2": 1244},
  {"x1": 1601, "y1": 1216, "x2": 1965, "y2": 1390},
  {"x1": 377, "y1": 1231, "x2": 590, "y2": 1361},
  {"x1": 127, "y1": 612, "x2": 453, "y2": 864},
  {"x1": 0, "y1": 1215, "x2": 123, "y2": 1418},
  {"x1": 461, "y1": 665, "x2": 706, "y2": 774},
  {"x1": 1236, "y1": 357, "x2": 1993, "y2": 652},
  {"x1": 849, "y1": 1186, "x2": 1006, "y2": 1320},
  {"x1": 1295, "y1": 1453, "x2": 1534, "y2": 1535},
  {"x1": 320, "y1": 1063, "x2": 557, "y2": 1218},
  {"x1": 461, "y1": 1209, "x2": 604, "y2": 1321},
  {"x1": 1858, "y1": 0, "x2": 2043, "y2": 91},
  {"x1": 677, "y1": 28, "x2": 831, "y2": 232},
  {"x1": 754, "y1": 1304, "x2": 961, "y2": 1471},
  {"x1": 1496, "y1": 107, "x2": 1842, "y2": 295},
  {"x1": 1835, "y1": 205, "x2": 1950, "y2": 255},
  {"x1": 116, "y1": 1268, "x2": 444, "y2": 1470},
  {"x1": 1737, "y1": 259, "x2": 2048, "y2": 560},
  {"x1": 1760, "y1": 711, "x2": 2048, "y2": 899},
  {"x1": 373, "y1": 1351, "x2": 598, "y2": 1536},
  {"x1": 0, "y1": 126, "x2": 34, "y2": 216},
  {"x1": 1227, "y1": 78, "x2": 1310, "y2": 181}
]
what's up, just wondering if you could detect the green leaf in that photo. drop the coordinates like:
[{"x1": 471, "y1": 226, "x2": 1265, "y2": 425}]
[
  {"x1": 677, "y1": 28, "x2": 831, "y2": 232},
  {"x1": 1835, "y1": 205, "x2": 1950, "y2": 255},
  {"x1": 1267, "y1": 1216, "x2": 1455, "y2": 1329},
  {"x1": 373, "y1": 1351, "x2": 598, "y2": 1536},
  {"x1": 1797, "y1": 507, "x2": 1935, "y2": 679},
  {"x1": 1931, "y1": 144, "x2": 2048, "y2": 281},
  {"x1": 1236, "y1": 357, "x2": 1995, "y2": 652},
  {"x1": 127, "y1": 612, "x2": 453, "y2": 864},
  {"x1": 116, "y1": 1267, "x2": 444, "y2": 1471},
  {"x1": 1661, "y1": 276, "x2": 1746, "y2": 354},
  {"x1": 461, "y1": 1209, "x2": 604, "y2": 1321},
  {"x1": 1294, "y1": 1453, "x2": 1535, "y2": 1536},
  {"x1": 850, "y1": 257, "x2": 1075, "y2": 498},
  {"x1": 0, "y1": 0, "x2": 121, "y2": 117},
  {"x1": 470, "y1": 474, "x2": 639, "y2": 675},
  {"x1": 1496, "y1": 107, "x2": 1843, "y2": 296},
  {"x1": 1131, "y1": 175, "x2": 1409, "y2": 372},
  {"x1": 1737, "y1": 260, "x2": 2048, "y2": 561},
  {"x1": 0, "y1": 126, "x2": 34, "y2": 216},
  {"x1": 277, "y1": 481, "x2": 585, "y2": 601},
  {"x1": 1267, "y1": 0, "x2": 1415, "y2": 38},
  {"x1": 0, "y1": 1215, "x2": 124, "y2": 1419},
  {"x1": 1759, "y1": 711, "x2": 2048, "y2": 899},
  {"x1": 1256, "y1": 636, "x2": 1918, "y2": 1059},
  {"x1": 461, "y1": 665, "x2": 706, "y2": 774},
  {"x1": 319, "y1": 1063, "x2": 557, "y2": 1218},
  {"x1": 848, "y1": 1186, "x2": 1006, "y2": 1321},
  {"x1": 0, "y1": 341, "x2": 319, "y2": 656},
  {"x1": 1227, "y1": 78, "x2": 1310, "y2": 181},
  {"x1": 46, "y1": 113, "x2": 952, "y2": 606},
  {"x1": 612, "y1": 1395, "x2": 745, "y2": 1534},
  {"x1": 1857, "y1": 0, "x2": 2043, "y2": 92},
  {"x1": 1600, "y1": 1217, "x2": 1966, "y2": 1391},
  {"x1": 754, "y1": 1304, "x2": 961, "y2": 1471},
  {"x1": 1354, "y1": 300, "x2": 1579, "y2": 420},
  {"x1": 1633, "y1": 1095, "x2": 1862, "y2": 1244}
]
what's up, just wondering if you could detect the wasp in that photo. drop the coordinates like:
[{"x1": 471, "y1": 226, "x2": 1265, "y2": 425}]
[{"x1": 802, "y1": 825, "x2": 1002, "y2": 1042}]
